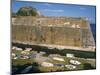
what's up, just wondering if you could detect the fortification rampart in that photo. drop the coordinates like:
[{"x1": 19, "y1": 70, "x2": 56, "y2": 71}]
[{"x1": 12, "y1": 16, "x2": 95, "y2": 51}]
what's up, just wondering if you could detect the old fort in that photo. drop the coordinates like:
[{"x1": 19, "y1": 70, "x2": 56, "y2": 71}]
[{"x1": 12, "y1": 6, "x2": 95, "y2": 52}]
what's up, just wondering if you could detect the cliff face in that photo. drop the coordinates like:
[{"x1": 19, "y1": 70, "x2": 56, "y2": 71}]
[{"x1": 12, "y1": 16, "x2": 95, "y2": 51}]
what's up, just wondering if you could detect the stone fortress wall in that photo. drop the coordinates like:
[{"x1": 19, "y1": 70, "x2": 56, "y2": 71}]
[{"x1": 12, "y1": 16, "x2": 95, "y2": 51}]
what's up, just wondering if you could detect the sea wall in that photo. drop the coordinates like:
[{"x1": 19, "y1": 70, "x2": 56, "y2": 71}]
[{"x1": 12, "y1": 16, "x2": 95, "y2": 51}]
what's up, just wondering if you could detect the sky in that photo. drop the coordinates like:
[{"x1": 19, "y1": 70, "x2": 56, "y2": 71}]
[{"x1": 12, "y1": 0, "x2": 96, "y2": 24}]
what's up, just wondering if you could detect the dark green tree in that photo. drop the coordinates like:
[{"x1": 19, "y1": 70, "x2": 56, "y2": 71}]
[{"x1": 16, "y1": 6, "x2": 38, "y2": 16}]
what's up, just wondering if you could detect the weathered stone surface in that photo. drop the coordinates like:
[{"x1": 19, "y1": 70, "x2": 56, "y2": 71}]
[{"x1": 12, "y1": 16, "x2": 95, "y2": 51}]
